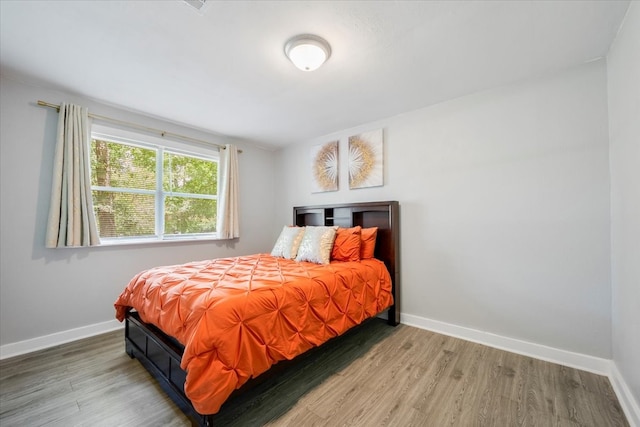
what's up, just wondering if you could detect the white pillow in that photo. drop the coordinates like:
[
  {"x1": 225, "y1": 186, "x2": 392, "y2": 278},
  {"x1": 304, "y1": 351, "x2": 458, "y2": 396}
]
[
  {"x1": 271, "y1": 226, "x2": 305, "y2": 259},
  {"x1": 295, "y1": 226, "x2": 338, "y2": 264}
]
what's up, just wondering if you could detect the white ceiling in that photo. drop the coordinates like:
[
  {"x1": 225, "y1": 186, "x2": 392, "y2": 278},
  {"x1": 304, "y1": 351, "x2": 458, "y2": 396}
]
[{"x1": 0, "y1": 0, "x2": 630, "y2": 149}]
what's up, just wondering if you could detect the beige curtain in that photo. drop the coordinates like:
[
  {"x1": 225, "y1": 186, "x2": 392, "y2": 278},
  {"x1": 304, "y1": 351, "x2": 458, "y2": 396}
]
[
  {"x1": 45, "y1": 103, "x2": 100, "y2": 248},
  {"x1": 216, "y1": 144, "x2": 240, "y2": 239}
]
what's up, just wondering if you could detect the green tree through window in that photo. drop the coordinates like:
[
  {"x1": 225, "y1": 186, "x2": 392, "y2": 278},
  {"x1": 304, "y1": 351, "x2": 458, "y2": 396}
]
[{"x1": 90, "y1": 138, "x2": 218, "y2": 240}]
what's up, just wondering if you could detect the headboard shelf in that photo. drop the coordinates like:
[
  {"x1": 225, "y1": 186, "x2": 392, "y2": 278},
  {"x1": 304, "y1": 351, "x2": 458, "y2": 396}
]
[{"x1": 293, "y1": 201, "x2": 400, "y2": 326}]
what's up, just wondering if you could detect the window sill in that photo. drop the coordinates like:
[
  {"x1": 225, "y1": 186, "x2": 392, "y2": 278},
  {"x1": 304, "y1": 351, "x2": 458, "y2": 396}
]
[{"x1": 98, "y1": 235, "x2": 223, "y2": 247}]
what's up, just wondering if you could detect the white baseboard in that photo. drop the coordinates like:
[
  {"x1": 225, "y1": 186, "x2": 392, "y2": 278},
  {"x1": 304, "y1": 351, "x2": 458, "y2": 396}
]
[
  {"x1": 0, "y1": 319, "x2": 124, "y2": 360},
  {"x1": 401, "y1": 313, "x2": 639, "y2": 426},
  {"x1": 610, "y1": 363, "x2": 640, "y2": 427},
  {"x1": 401, "y1": 313, "x2": 612, "y2": 374}
]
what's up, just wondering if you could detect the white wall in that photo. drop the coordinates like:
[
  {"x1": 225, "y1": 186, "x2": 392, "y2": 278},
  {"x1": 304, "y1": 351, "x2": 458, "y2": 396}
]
[
  {"x1": 275, "y1": 60, "x2": 612, "y2": 359},
  {"x1": 0, "y1": 76, "x2": 276, "y2": 349},
  {"x1": 607, "y1": 1, "x2": 640, "y2": 412}
]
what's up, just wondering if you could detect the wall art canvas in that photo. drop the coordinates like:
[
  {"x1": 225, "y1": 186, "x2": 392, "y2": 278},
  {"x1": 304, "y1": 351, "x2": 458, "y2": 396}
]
[
  {"x1": 348, "y1": 129, "x2": 383, "y2": 189},
  {"x1": 311, "y1": 140, "x2": 339, "y2": 193}
]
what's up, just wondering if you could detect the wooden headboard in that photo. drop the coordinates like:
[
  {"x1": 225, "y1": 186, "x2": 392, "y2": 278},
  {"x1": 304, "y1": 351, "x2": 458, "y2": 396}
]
[{"x1": 293, "y1": 201, "x2": 400, "y2": 326}]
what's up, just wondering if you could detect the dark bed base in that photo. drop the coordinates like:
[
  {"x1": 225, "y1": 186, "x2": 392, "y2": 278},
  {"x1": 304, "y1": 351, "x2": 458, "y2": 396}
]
[
  {"x1": 124, "y1": 201, "x2": 400, "y2": 425},
  {"x1": 125, "y1": 310, "x2": 394, "y2": 426},
  {"x1": 125, "y1": 312, "x2": 201, "y2": 423}
]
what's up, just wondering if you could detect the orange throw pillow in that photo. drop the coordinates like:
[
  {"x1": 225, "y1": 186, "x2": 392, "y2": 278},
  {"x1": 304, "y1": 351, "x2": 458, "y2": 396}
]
[
  {"x1": 331, "y1": 226, "x2": 362, "y2": 262},
  {"x1": 360, "y1": 227, "x2": 378, "y2": 259}
]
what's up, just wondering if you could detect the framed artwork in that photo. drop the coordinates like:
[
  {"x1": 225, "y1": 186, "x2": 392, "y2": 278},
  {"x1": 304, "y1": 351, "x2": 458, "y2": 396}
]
[
  {"x1": 311, "y1": 140, "x2": 338, "y2": 193},
  {"x1": 348, "y1": 129, "x2": 383, "y2": 189}
]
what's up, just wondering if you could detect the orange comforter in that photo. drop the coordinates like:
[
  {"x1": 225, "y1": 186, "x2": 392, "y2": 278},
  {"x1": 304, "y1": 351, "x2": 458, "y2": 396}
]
[{"x1": 114, "y1": 253, "x2": 393, "y2": 415}]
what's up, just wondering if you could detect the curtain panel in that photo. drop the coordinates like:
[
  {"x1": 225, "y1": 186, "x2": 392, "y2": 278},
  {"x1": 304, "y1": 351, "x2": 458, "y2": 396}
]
[
  {"x1": 45, "y1": 103, "x2": 100, "y2": 248},
  {"x1": 216, "y1": 144, "x2": 240, "y2": 239}
]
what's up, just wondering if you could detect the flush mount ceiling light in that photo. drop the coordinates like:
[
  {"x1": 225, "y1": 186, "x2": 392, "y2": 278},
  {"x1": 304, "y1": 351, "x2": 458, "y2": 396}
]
[
  {"x1": 284, "y1": 34, "x2": 332, "y2": 72},
  {"x1": 183, "y1": 0, "x2": 207, "y2": 11}
]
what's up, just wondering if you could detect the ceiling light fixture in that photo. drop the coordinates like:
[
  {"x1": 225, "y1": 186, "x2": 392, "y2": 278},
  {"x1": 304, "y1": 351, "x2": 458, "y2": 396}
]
[
  {"x1": 183, "y1": 0, "x2": 207, "y2": 11},
  {"x1": 284, "y1": 34, "x2": 331, "y2": 72}
]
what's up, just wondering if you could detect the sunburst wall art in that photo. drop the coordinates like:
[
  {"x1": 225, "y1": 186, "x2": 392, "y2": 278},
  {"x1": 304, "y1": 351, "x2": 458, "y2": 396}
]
[
  {"x1": 348, "y1": 129, "x2": 383, "y2": 189},
  {"x1": 311, "y1": 141, "x2": 339, "y2": 193}
]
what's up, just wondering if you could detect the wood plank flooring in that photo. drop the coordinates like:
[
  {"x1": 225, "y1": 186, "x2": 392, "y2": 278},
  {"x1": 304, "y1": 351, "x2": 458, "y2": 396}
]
[{"x1": 0, "y1": 320, "x2": 629, "y2": 426}]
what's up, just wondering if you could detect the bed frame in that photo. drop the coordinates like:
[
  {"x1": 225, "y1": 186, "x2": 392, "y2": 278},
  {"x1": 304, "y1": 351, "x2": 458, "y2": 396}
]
[{"x1": 124, "y1": 200, "x2": 400, "y2": 426}]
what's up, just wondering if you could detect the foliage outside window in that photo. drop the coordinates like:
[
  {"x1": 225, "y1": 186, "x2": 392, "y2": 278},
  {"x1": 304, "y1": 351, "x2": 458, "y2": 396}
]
[{"x1": 90, "y1": 136, "x2": 218, "y2": 241}]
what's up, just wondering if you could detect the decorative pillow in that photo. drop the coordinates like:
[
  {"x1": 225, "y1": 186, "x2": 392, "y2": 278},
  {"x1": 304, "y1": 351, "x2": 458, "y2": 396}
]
[
  {"x1": 360, "y1": 227, "x2": 378, "y2": 259},
  {"x1": 271, "y1": 226, "x2": 305, "y2": 259},
  {"x1": 296, "y1": 226, "x2": 338, "y2": 264},
  {"x1": 331, "y1": 226, "x2": 362, "y2": 262}
]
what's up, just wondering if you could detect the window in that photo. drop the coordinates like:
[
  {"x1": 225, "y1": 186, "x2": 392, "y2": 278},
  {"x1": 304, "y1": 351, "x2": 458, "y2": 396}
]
[{"x1": 90, "y1": 130, "x2": 218, "y2": 242}]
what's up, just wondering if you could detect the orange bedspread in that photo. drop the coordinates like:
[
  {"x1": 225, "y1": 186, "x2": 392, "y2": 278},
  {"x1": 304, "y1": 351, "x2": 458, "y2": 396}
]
[{"x1": 114, "y1": 253, "x2": 393, "y2": 415}]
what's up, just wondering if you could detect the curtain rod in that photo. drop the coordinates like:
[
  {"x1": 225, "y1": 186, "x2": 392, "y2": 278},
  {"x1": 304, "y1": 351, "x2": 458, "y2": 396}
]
[{"x1": 37, "y1": 100, "x2": 241, "y2": 153}]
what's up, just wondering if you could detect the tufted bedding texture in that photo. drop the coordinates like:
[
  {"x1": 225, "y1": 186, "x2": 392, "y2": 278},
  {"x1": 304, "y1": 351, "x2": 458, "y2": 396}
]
[{"x1": 114, "y1": 253, "x2": 393, "y2": 415}]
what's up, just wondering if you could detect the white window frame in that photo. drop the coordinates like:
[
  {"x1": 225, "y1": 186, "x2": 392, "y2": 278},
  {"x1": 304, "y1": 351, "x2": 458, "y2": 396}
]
[{"x1": 90, "y1": 124, "x2": 220, "y2": 245}]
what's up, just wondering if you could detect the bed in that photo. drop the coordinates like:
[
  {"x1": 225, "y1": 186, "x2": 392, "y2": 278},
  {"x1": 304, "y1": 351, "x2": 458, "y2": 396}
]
[{"x1": 115, "y1": 201, "x2": 400, "y2": 426}]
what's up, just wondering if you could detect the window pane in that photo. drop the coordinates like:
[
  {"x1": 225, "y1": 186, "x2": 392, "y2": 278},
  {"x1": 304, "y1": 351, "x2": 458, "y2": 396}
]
[
  {"x1": 165, "y1": 196, "x2": 217, "y2": 234},
  {"x1": 163, "y1": 152, "x2": 217, "y2": 195},
  {"x1": 92, "y1": 191, "x2": 155, "y2": 237},
  {"x1": 91, "y1": 139, "x2": 156, "y2": 190}
]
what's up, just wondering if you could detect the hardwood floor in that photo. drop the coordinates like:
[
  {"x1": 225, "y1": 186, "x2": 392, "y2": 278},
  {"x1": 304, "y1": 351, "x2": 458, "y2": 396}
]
[{"x1": 0, "y1": 320, "x2": 629, "y2": 426}]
